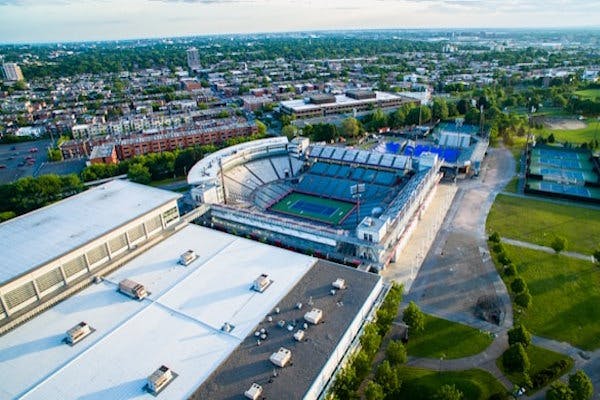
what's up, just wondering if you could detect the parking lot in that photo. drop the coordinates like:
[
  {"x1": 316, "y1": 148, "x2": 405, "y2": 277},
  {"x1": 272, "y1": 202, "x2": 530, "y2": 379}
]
[{"x1": 0, "y1": 139, "x2": 86, "y2": 184}]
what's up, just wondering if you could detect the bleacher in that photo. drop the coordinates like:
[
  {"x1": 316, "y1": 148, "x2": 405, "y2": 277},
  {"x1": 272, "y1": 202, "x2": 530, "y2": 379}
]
[{"x1": 309, "y1": 145, "x2": 411, "y2": 171}]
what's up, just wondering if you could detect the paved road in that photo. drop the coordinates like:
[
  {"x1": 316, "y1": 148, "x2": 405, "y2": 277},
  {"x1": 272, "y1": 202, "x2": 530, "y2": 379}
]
[
  {"x1": 405, "y1": 147, "x2": 515, "y2": 331},
  {"x1": 501, "y1": 237, "x2": 595, "y2": 262}
]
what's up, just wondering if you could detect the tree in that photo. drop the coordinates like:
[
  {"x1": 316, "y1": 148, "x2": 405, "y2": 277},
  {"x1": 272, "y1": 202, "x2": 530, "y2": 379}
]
[
  {"x1": 489, "y1": 231, "x2": 501, "y2": 243},
  {"x1": 127, "y1": 163, "x2": 151, "y2": 184},
  {"x1": 331, "y1": 365, "x2": 358, "y2": 400},
  {"x1": 551, "y1": 236, "x2": 567, "y2": 253},
  {"x1": 464, "y1": 107, "x2": 481, "y2": 125},
  {"x1": 47, "y1": 148, "x2": 63, "y2": 162},
  {"x1": 360, "y1": 323, "x2": 382, "y2": 358},
  {"x1": 568, "y1": 370, "x2": 593, "y2": 400},
  {"x1": 364, "y1": 381, "x2": 384, "y2": 400},
  {"x1": 435, "y1": 384, "x2": 463, "y2": 400},
  {"x1": 548, "y1": 133, "x2": 556, "y2": 143},
  {"x1": 406, "y1": 106, "x2": 432, "y2": 125},
  {"x1": 515, "y1": 291, "x2": 532, "y2": 309},
  {"x1": 547, "y1": 381, "x2": 574, "y2": 400},
  {"x1": 593, "y1": 249, "x2": 600, "y2": 265},
  {"x1": 281, "y1": 124, "x2": 297, "y2": 139},
  {"x1": 341, "y1": 117, "x2": 361, "y2": 138},
  {"x1": 374, "y1": 360, "x2": 401, "y2": 395},
  {"x1": 402, "y1": 301, "x2": 425, "y2": 333},
  {"x1": 508, "y1": 324, "x2": 532, "y2": 347},
  {"x1": 432, "y1": 98, "x2": 449, "y2": 121},
  {"x1": 256, "y1": 120, "x2": 267, "y2": 136},
  {"x1": 353, "y1": 351, "x2": 371, "y2": 381},
  {"x1": 511, "y1": 277, "x2": 527, "y2": 294},
  {"x1": 386, "y1": 340, "x2": 407, "y2": 366},
  {"x1": 502, "y1": 343, "x2": 530, "y2": 373}
]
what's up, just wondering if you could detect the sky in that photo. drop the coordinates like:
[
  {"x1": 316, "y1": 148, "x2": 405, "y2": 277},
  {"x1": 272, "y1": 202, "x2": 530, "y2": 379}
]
[{"x1": 0, "y1": 0, "x2": 599, "y2": 44}]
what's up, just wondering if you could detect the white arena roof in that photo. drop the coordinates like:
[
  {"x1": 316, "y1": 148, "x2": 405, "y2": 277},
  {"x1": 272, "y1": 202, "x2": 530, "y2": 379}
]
[
  {"x1": 0, "y1": 224, "x2": 316, "y2": 400},
  {"x1": 280, "y1": 91, "x2": 402, "y2": 112},
  {"x1": 0, "y1": 180, "x2": 181, "y2": 285}
]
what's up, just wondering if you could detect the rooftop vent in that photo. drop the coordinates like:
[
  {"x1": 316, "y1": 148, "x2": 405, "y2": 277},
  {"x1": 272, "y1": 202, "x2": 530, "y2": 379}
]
[
  {"x1": 118, "y1": 279, "x2": 148, "y2": 300},
  {"x1": 304, "y1": 308, "x2": 323, "y2": 325},
  {"x1": 269, "y1": 347, "x2": 292, "y2": 367},
  {"x1": 178, "y1": 250, "x2": 197, "y2": 266},
  {"x1": 244, "y1": 383, "x2": 263, "y2": 400},
  {"x1": 65, "y1": 321, "x2": 94, "y2": 345},
  {"x1": 221, "y1": 322, "x2": 235, "y2": 333},
  {"x1": 294, "y1": 330, "x2": 305, "y2": 342},
  {"x1": 146, "y1": 365, "x2": 177, "y2": 395},
  {"x1": 252, "y1": 273, "x2": 273, "y2": 293},
  {"x1": 332, "y1": 278, "x2": 346, "y2": 290}
]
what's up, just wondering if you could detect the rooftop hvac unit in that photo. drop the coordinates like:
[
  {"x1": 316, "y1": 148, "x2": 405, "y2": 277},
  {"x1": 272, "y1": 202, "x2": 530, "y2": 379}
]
[
  {"x1": 221, "y1": 322, "x2": 235, "y2": 333},
  {"x1": 244, "y1": 383, "x2": 263, "y2": 400},
  {"x1": 118, "y1": 279, "x2": 148, "y2": 300},
  {"x1": 65, "y1": 321, "x2": 93, "y2": 345},
  {"x1": 304, "y1": 308, "x2": 323, "y2": 325},
  {"x1": 252, "y1": 273, "x2": 273, "y2": 293},
  {"x1": 293, "y1": 329, "x2": 305, "y2": 342},
  {"x1": 178, "y1": 250, "x2": 197, "y2": 266},
  {"x1": 146, "y1": 365, "x2": 176, "y2": 395},
  {"x1": 270, "y1": 347, "x2": 292, "y2": 367},
  {"x1": 332, "y1": 278, "x2": 346, "y2": 290}
]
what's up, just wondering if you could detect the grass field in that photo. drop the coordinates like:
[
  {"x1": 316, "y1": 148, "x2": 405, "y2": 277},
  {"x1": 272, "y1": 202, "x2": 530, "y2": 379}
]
[
  {"x1": 534, "y1": 120, "x2": 600, "y2": 144},
  {"x1": 406, "y1": 314, "x2": 493, "y2": 360},
  {"x1": 494, "y1": 245, "x2": 600, "y2": 350},
  {"x1": 487, "y1": 194, "x2": 600, "y2": 254},
  {"x1": 496, "y1": 345, "x2": 573, "y2": 391},
  {"x1": 575, "y1": 88, "x2": 600, "y2": 99},
  {"x1": 269, "y1": 191, "x2": 355, "y2": 225},
  {"x1": 396, "y1": 367, "x2": 506, "y2": 400}
]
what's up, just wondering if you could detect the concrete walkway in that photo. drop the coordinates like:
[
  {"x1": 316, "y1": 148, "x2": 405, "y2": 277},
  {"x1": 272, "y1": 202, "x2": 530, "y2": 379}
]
[
  {"x1": 406, "y1": 330, "x2": 513, "y2": 390},
  {"x1": 501, "y1": 237, "x2": 595, "y2": 262}
]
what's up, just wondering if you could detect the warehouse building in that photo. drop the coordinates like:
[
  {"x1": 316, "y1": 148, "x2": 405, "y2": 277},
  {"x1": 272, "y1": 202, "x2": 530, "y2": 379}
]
[
  {"x1": 0, "y1": 224, "x2": 382, "y2": 400},
  {"x1": 0, "y1": 180, "x2": 181, "y2": 332}
]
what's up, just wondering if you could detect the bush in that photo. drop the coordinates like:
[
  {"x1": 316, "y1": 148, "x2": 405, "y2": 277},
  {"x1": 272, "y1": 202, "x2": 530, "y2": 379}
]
[
  {"x1": 364, "y1": 380, "x2": 385, "y2": 400},
  {"x1": 402, "y1": 301, "x2": 425, "y2": 333},
  {"x1": 508, "y1": 324, "x2": 532, "y2": 347},
  {"x1": 511, "y1": 277, "x2": 527, "y2": 294},
  {"x1": 515, "y1": 290, "x2": 532, "y2": 309},
  {"x1": 550, "y1": 236, "x2": 567, "y2": 253},
  {"x1": 502, "y1": 343, "x2": 530, "y2": 373},
  {"x1": 435, "y1": 384, "x2": 463, "y2": 400},
  {"x1": 386, "y1": 340, "x2": 407, "y2": 366},
  {"x1": 498, "y1": 252, "x2": 511, "y2": 265},
  {"x1": 504, "y1": 264, "x2": 517, "y2": 277},
  {"x1": 489, "y1": 232, "x2": 501, "y2": 243},
  {"x1": 593, "y1": 249, "x2": 600, "y2": 266},
  {"x1": 492, "y1": 243, "x2": 504, "y2": 254},
  {"x1": 547, "y1": 381, "x2": 574, "y2": 400},
  {"x1": 530, "y1": 359, "x2": 569, "y2": 389},
  {"x1": 568, "y1": 370, "x2": 593, "y2": 400}
]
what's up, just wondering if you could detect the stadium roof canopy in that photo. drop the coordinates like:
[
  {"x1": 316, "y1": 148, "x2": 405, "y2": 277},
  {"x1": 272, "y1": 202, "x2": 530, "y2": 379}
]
[
  {"x1": 0, "y1": 225, "x2": 317, "y2": 400},
  {"x1": 0, "y1": 180, "x2": 181, "y2": 285}
]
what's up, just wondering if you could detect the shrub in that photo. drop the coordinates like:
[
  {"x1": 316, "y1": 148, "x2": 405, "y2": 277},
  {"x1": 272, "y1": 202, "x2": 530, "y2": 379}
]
[
  {"x1": 515, "y1": 290, "x2": 532, "y2": 309},
  {"x1": 550, "y1": 236, "x2": 567, "y2": 253},
  {"x1": 511, "y1": 277, "x2": 527, "y2": 294},
  {"x1": 502, "y1": 343, "x2": 530, "y2": 373},
  {"x1": 492, "y1": 243, "x2": 504, "y2": 254},
  {"x1": 498, "y1": 252, "x2": 511, "y2": 265},
  {"x1": 530, "y1": 359, "x2": 569, "y2": 389},
  {"x1": 508, "y1": 324, "x2": 532, "y2": 347},
  {"x1": 402, "y1": 301, "x2": 425, "y2": 333},
  {"x1": 435, "y1": 384, "x2": 463, "y2": 400},
  {"x1": 504, "y1": 264, "x2": 517, "y2": 277},
  {"x1": 568, "y1": 370, "x2": 593, "y2": 400},
  {"x1": 386, "y1": 340, "x2": 407, "y2": 366},
  {"x1": 489, "y1": 232, "x2": 501, "y2": 243}
]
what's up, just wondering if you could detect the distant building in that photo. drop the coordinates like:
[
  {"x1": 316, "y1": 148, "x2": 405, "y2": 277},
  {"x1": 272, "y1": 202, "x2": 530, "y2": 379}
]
[
  {"x1": 280, "y1": 90, "x2": 417, "y2": 119},
  {"x1": 89, "y1": 144, "x2": 118, "y2": 165},
  {"x1": 2, "y1": 62, "x2": 24, "y2": 81},
  {"x1": 187, "y1": 47, "x2": 200, "y2": 71}
]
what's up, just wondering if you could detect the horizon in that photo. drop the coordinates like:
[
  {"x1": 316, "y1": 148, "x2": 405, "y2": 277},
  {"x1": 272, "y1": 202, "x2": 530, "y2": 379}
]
[{"x1": 1, "y1": 0, "x2": 600, "y2": 45}]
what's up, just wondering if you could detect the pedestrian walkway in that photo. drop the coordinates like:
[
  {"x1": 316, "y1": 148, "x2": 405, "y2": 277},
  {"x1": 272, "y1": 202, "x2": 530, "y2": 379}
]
[{"x1": 501, "y1": 237, "x2": 594, "y2": 262}]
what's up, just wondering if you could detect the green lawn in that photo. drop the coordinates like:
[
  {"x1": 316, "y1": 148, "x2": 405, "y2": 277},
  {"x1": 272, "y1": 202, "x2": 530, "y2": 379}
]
[
  {"x1": 575, "y1": 88, "x2": 600, "y2": 99},
  {"x1": 503, "y1": 177, "x2": 519, "y2": 193},
  {"x1": 487, "y1": 194, "x2": 600, "y2": 254},
  {"x1": 397, "y1": 367, "x2": 507, "y2": 400},
  {"x1": 494, "y1": 245, "x2": 600, "y2": 350},
  {"x1": 496, "y1": 345, "x2": 574, "y2": 390},
  {"x1": 406, "y1": 314, "x2": 493, "y2": 360},
  {"x1": 534, "y1": 120, "x2": 600, "y2": 144},
  {"x1": 269, "y1": 191, "x2": 355, "y2": 225}
]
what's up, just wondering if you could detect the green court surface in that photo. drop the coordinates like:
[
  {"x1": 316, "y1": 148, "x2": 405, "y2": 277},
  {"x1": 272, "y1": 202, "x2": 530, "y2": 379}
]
[{"x1": 269, "y1": 191, "x2": 355, "y2": 225}]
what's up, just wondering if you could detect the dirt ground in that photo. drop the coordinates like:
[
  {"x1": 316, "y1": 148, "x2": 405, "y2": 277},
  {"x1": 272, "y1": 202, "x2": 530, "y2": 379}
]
[{"x1": 542, "y1": 117, "x2": 586, "y2": 130}]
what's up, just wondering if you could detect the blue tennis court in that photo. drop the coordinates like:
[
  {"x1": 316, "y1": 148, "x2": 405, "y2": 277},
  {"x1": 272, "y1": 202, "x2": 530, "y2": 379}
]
[
  {"x1": 403, "y1": 145, "x2": 461, "y2": 163},
  {"x1": 538, "y1": 181, "x2": 591, "y2": 197}
]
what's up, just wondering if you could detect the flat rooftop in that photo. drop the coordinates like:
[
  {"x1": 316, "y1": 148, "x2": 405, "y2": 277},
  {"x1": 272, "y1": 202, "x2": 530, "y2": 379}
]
[
  {"x1": 281, "y1": 91, "x2": 402, "y2": 112},
  {"x1": 192, "y1": 260, "x2": 382, "y2": 400},
  {"x1": 0, "y1": 224, "x2": 317, "y2": 400},
  {"x1": 0, "y1": 180, "x2": 181, "y2": 285}
]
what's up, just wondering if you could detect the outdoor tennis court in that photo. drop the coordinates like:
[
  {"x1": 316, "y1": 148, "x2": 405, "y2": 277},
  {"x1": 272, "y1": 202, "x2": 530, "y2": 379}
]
[{"x1": 269, "y1": 192, "x2": 355, "y2": 224}]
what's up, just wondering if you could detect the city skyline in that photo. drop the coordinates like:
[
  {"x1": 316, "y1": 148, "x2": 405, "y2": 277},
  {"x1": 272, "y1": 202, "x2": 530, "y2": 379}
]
[{"x1": 0, "y1": 0, "x2": 599, "y2": 44}]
